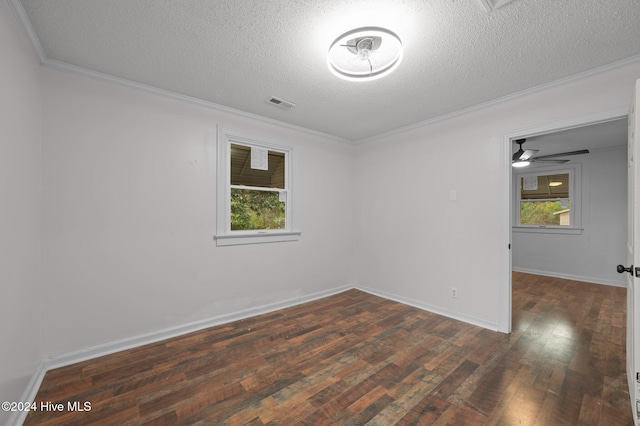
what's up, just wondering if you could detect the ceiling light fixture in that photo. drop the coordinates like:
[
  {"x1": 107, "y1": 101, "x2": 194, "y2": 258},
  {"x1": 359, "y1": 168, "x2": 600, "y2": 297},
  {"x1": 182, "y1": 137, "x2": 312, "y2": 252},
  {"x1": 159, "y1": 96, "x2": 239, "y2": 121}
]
[
  {"x1": 327, "y1": 27, "x2": 403, "y2": 82},
  {"x1": 512, "y1": 160, "x2": 530, "y2": 168}
]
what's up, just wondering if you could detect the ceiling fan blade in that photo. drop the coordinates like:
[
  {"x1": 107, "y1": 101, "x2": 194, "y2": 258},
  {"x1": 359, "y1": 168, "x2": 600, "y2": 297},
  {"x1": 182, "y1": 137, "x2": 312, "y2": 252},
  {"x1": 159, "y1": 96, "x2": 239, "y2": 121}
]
[
  {"x1": 532, "y1": 149, "x2": 589, "y2": 160},
  {"x1": 530, "y1": 159, "x2": 570, "y2": 164},
  {"x1": 519, "y1": 149, "x2": 538, "y2": 161}
]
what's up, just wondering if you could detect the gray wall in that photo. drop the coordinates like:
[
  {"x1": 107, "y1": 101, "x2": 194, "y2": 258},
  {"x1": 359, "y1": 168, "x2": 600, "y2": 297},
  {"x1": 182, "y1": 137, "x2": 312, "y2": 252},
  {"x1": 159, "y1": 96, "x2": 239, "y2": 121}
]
[
  {"x1": 3, "y1": 0, "x2": 640, "y2": 412},
  {"x1": 40, "y1": 66, "x2": 356, "y2": 357},
  {"x1": 0, "y1": 2, "x2": 42, "y2": 424},
  {"x1": 355, "y1": 62, "x2": 640, "y2": 332},
  {"x1": 512, "y1": 146, "x2": 627, "y2": 286}
]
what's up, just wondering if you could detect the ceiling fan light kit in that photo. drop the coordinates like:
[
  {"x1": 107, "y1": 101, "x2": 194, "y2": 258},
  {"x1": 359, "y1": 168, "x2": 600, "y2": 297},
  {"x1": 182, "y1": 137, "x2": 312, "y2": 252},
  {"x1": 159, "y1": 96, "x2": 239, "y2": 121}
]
[
  {"x1": 511, "y1": 138, "x2": 589, "y2": 168},
  {"x1": 512, "y1": 160, "x2": 531, "y2": 168},
  {"x1": 327, "y1": 27, "x2": 403, "y2": 82}
]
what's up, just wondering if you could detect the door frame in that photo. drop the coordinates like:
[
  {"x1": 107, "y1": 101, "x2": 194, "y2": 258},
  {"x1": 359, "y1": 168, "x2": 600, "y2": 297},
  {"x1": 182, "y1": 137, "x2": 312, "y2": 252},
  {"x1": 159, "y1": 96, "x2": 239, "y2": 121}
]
[{"x1": 498, "y1": 106, "x2": 629, "y2": 333}]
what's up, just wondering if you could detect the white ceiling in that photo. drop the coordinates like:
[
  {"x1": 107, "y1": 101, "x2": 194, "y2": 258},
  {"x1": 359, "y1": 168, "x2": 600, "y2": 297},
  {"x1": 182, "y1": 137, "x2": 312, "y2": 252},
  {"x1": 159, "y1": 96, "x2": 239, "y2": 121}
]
[
  {"x1": 526, "y1": 118, "x2": 628, "y2": 157},
  {"x1": 13, "y1": 0, "x2": 640, "y2": 143}
]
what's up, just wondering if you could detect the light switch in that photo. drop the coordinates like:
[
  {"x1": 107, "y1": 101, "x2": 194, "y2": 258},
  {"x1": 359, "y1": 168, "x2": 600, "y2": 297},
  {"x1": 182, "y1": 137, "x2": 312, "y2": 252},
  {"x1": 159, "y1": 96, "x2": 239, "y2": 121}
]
[{"x1": 449, "y1": 190, "x2": 457, "y2": 201}]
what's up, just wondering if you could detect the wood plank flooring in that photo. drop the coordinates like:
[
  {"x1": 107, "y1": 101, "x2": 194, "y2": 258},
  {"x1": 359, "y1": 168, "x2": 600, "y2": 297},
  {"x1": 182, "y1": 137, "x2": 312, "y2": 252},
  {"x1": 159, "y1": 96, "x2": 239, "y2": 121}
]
[{"x1": 25, "y1": 272, "x2": 633, "y2": 425}]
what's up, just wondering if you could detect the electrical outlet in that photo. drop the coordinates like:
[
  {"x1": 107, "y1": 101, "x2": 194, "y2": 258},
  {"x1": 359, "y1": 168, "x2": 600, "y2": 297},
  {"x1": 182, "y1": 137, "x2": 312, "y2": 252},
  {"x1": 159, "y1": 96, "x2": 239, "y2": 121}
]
[{"x1": 451, "y1": 287, "x2": 458, "y2": 299}]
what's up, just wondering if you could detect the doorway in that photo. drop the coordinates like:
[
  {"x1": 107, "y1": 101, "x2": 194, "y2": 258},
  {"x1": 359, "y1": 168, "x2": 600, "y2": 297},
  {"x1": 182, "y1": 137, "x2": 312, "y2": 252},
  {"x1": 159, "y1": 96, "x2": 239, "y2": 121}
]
[
  {"x1": 498, "y1": 108, "x2": 629, "y2": 334},
  {"x1": 511, "y1": 119, "x2": 627, "y2": 282}
]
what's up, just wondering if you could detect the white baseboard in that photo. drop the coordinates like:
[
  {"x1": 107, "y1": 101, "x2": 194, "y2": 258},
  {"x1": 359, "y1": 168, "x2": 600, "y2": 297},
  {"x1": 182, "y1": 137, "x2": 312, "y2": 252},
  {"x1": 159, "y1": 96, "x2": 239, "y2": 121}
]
[
  {"x1": 44, "y1": 285, "x2": 354, "y2": 371},
  {"x1": 512, "y1": 267, "x2": 626, "y2": 288},
  {"x1": 11, "y1": 282, "x2": 501, "y2": 425},
  {"x1": 7, "y1": 363, "x2": 47, "y2": 426},
  {"x1": 9, "y1": 284, "x2": 353, "y2": 426},
  {"x1": 355, "y1": 285, "x2": 500, "y2": 332}
]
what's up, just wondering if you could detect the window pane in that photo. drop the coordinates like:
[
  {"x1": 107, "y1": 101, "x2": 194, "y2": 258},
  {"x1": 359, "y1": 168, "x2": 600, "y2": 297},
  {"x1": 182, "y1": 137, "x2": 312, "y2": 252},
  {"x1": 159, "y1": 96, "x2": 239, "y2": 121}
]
[
  {"x1": 230, "y1": 144, "x2": 285, "y2": 189},
  {"x1": 521, "y1": 173, "x2": 569, "y2": 200},
  {"x1": 231, "y1": 188, "x2": 285, "y2": 230},
  {"x1": 520, "y1": 200, "x2": 570, "y2": 226}
]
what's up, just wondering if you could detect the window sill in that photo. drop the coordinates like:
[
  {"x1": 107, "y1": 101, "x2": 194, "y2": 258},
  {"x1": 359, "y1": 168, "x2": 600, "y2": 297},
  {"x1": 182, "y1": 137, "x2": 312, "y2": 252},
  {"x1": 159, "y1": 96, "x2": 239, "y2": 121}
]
[
  {"x1": 214, "y1": 231, "x2": 301, "y2": 246},
  {"x1": 512, "y1": 226, "x2": 583, "y2": 235}
]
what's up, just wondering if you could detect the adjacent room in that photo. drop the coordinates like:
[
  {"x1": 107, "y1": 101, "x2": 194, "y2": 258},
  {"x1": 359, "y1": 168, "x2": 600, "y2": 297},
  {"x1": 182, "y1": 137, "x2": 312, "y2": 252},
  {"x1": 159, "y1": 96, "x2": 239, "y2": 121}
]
[
  {"x1": 512, "y1": 119, "x2": 628, "y2": 287},
  {"x1": 3, "y1": 0, "x2": 640, "y2": 424}
]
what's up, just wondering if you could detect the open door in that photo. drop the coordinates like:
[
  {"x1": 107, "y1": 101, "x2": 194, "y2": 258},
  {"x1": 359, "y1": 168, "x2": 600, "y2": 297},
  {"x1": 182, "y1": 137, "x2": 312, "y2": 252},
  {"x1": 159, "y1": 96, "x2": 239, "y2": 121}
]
[{"x1": 620, "y1": 78, "x2": 640, "y2": 425}]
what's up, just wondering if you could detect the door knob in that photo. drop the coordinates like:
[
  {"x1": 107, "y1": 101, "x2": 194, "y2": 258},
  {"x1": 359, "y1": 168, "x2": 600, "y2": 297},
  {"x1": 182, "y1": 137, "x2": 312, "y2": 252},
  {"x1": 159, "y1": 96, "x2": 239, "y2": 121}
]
[{"x1": 617, "y1": 264, "x2": 633, "y2": 274}]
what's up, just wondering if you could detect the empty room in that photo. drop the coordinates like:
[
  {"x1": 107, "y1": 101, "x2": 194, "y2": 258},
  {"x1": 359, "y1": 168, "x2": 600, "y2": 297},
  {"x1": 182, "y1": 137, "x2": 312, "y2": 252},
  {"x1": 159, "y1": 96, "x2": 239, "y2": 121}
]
[{"x1": 3, "y1": 0, "x2": 640, "y2": 425}]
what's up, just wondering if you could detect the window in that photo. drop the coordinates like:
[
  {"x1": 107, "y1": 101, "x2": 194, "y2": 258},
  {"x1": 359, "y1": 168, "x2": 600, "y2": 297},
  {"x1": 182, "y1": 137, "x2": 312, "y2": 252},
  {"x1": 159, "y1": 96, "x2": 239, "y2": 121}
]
[
  {"x1": 215, "y1": 128, "x2": 300, "y2": 246},
  {"x1": 514, "y1": 165, "x2": 582, "y2": 234}
]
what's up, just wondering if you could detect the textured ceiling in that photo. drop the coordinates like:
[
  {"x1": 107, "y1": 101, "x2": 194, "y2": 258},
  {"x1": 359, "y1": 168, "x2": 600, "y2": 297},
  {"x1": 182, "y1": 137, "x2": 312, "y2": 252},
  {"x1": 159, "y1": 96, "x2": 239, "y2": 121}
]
[
  {"x1": 14, "y1": 0, "x2": 640, "y2": 143},
  {"x1": 523, "y1": 117, "x2": 627, "y2": 158}
]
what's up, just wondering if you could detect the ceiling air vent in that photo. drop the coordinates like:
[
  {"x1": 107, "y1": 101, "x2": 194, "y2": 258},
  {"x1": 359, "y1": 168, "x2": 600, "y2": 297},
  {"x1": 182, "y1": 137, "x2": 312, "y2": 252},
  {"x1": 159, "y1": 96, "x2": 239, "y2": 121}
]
[{"x1": 266, "y1": 96, "x2": 296, "y2": 110}]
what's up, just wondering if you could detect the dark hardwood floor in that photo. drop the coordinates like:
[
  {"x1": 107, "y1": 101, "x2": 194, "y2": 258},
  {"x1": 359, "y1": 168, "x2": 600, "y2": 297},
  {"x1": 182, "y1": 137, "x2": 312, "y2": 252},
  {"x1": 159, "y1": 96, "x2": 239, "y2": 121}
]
[{"x1": 25, "y1": 272, "x2": 633, "y2": 425}]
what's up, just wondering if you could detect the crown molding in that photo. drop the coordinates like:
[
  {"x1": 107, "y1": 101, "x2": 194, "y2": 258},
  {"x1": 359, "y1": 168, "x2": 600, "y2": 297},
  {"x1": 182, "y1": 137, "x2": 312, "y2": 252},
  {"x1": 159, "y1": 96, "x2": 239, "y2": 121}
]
[
  {"x1": 34, "y1": 53, "x2": 640, "y2": 148},
  {"x1": 355, "y1": 54, "x2": 640, "y2": 145},
  {"x1": 7, "y1": 0, "x2": 46, "y2": 62},
  {"x1": 42, "y1": 59, "x2": 353, "y2": 145},
  {"x1": 8, "y1": 0, "x2": 640, "y2": 147},
  {"x1": 6, "y1": 0, "x2": 353, "y2": 145}
]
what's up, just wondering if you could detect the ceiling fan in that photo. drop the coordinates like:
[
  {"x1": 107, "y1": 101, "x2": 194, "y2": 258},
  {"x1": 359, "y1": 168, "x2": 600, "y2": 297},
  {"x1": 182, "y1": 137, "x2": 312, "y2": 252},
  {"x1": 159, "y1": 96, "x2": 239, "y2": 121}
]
[{"x1": 512, "y1": 138, "x2": 589, "y2": 168}]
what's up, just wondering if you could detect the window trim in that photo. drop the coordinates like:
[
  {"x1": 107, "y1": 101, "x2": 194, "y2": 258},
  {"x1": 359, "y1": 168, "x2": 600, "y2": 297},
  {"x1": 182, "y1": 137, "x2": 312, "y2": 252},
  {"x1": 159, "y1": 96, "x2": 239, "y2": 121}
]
[
  {"x1": 215, "y1": 127, "x2": 300, "y2": 246},
  {"x1": 513, "y1": 164, "x2": 583, "y2": 235}
]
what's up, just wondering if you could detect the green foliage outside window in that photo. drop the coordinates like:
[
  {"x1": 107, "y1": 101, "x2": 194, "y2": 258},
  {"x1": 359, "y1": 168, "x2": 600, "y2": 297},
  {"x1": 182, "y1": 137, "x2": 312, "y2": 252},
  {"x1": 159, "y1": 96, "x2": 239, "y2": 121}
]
[
  {"x1": 231, "y1": 189, "x2": 285, "y2": 230},
  {"x1": 520, "y1": 200, "x2": 569, "y2": 226}
]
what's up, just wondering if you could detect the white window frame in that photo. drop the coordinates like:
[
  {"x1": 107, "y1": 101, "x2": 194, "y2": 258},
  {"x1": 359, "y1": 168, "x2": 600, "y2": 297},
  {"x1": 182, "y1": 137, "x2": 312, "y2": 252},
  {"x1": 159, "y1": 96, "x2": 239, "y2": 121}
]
[
  {"x1": 513, "y1": 164, "x2": 583, "y2": 235},
  {"x1": 215, "y1": 127, "x2": 300, "y2": 246}
]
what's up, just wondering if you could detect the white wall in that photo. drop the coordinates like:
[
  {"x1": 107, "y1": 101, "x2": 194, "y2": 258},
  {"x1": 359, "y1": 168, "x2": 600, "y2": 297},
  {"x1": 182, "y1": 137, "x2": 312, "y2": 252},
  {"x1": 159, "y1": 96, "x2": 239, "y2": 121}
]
[
  {"x1": 4, "y1": 0, "x2": 640, "y2": 406},
  {"x1": 0, "y1": 2, "x2": 42, "y2": 423},
  {"x1": 512, "y1": 146, "x2": 627, "y2": 286},
  {"x1": 355, "y1": 62, "x2": 640, "y2": 330},
  {"x1": 40, "y1": 68, "x2": 355, "y2": 357}
]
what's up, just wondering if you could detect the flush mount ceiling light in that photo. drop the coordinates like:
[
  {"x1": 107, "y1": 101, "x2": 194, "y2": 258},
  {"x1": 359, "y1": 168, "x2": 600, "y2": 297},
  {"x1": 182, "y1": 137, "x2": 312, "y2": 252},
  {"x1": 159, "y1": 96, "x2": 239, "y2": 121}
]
[{"x1": 327, "y1": 27, "x2": 403, "y2": 82}]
